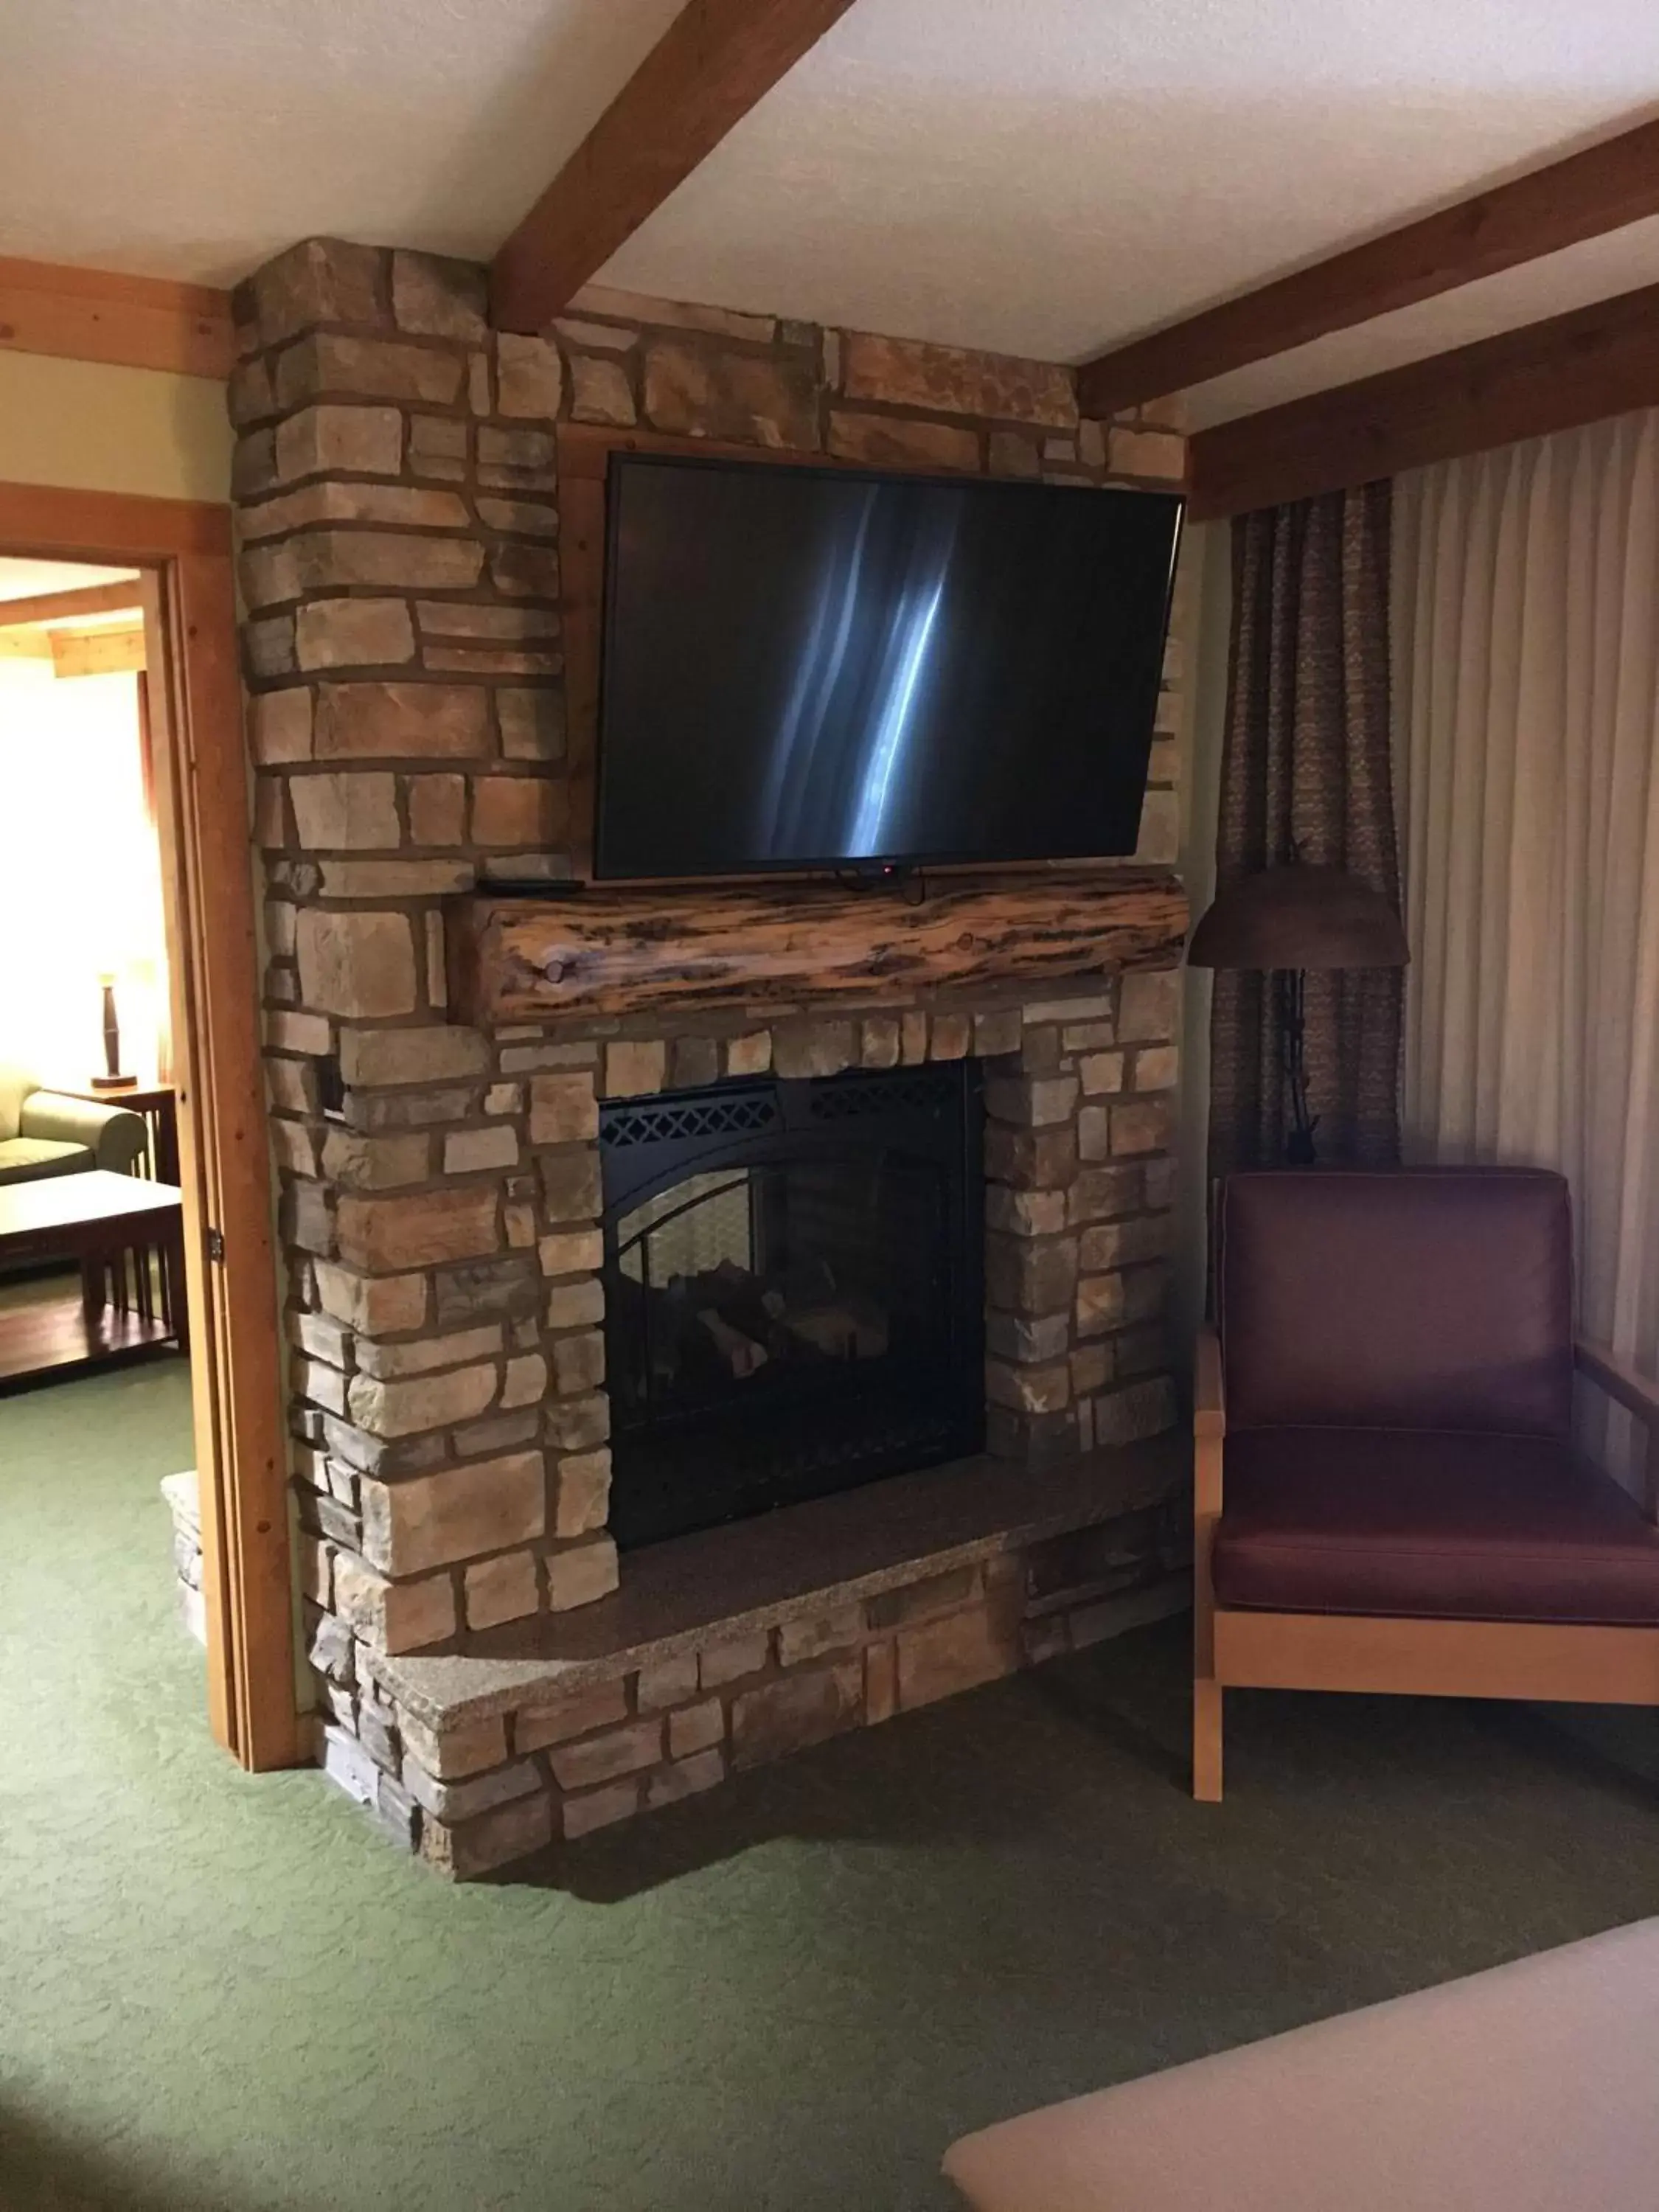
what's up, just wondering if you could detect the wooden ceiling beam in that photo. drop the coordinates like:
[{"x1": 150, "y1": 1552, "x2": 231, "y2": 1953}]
[
  {"x1": 491, "y1": 0, "x2": 861, "y2": 333},
  {"x1": 0, "y1": 256, "x2": 235, "y2": 380},
  {"x1": 1077, "y1": 116, "x2": 1659, "y2": 418},
  {"x1": 1187, "y1": 278, "x2": 1659, "y2": 520},
  {"x1": 0, "y1": 579, "x2": 143, "y2": 629},
  {"x1": 52, "y1": 623, "x2": 146, "y2": 678}
]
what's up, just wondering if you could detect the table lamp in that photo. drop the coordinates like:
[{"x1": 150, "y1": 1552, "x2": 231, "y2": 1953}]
[
  {"x1": 1186, "y1": 863, "x2": 1409, "y2": 1164},
  {"x1": 90, "y1": 967, "x2": 136, "y2": 1091}
]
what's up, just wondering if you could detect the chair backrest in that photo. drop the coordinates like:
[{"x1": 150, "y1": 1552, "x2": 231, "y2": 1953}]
[
  {"x1": 0, "y1": 1065, "x2": 31, "y2": 1141},
  {"x1": 1219, "y1": 1167, "x2": 1573, "y2": 1439}
]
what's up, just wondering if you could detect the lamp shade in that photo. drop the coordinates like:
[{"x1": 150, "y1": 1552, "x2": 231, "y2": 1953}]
[{"x1": 1186, "y1": 864, "x2": 1409, "y2": 971}]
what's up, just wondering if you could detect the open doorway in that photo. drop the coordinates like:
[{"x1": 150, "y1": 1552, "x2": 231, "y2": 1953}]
[
  {"x1": 0, "y1": 556, "x2": 187, "y2": 1380},
  {"x1": 0, "y1": 484, "x2": 297, "y2": 1773}
]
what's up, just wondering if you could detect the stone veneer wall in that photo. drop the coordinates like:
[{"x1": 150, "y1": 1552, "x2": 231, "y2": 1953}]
[{"x1": 229, "y1": 239, "x2": 1189, "y2": 1852}]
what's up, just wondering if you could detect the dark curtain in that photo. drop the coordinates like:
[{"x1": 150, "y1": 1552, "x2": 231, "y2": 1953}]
[{"x1": 1208, "y1": 481, "x2": 1402, "y2": 1172}]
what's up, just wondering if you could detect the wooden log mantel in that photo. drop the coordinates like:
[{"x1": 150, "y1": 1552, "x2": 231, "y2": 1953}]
[{"x1": 446, "y1": 869, "x2": 1189, "y2": 1025}]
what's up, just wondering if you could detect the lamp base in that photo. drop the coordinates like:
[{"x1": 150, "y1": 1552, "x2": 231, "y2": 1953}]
[{"x1": 89, "y1": 1073, "x2": 137, "y2": 1092}]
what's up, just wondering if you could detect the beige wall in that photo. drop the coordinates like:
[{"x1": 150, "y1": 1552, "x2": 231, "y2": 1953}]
[{"x1": 0, "y1": 350, "x2": 232, "y2": 504}]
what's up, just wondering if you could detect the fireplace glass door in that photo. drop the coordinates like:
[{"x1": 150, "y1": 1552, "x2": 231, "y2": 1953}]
[{"x1": 599, "y1": 1066, "x2": 984, "y2": 1548}]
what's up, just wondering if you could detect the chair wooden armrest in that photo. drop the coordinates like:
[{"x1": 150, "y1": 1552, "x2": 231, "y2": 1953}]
[
  {"x1": 1576, "y1": 1339, "x2": 1659, "y2": 1426},
  {"x1": 1195, "y1": 1321, "x2": 1225, "y2": 1440},
  {"x1": 1576, "y1": 1339, "x2": 1659, "y2": 1524}
]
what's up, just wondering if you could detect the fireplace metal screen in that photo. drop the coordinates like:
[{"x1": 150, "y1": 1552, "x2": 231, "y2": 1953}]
[{"x1": 599, "y1": 1064, "x2": 984, "y2": 1548}]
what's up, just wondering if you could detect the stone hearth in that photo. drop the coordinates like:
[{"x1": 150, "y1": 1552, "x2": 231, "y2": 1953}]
[
  {"x1": 231, "y1": 237, "x2": 1193, "y2": 1875},
  {"x1": 347, "y1": 1432, "x2": 1188, "y2": 1877},
  {"x1": 306, "y1": 967, "x2": 1188, "y2": 1872}
]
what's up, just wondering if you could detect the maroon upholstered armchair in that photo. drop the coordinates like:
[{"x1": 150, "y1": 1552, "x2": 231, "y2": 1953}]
[{"x1": 1193, "y1": 1167, "x2": 1659, "y2": 1801}]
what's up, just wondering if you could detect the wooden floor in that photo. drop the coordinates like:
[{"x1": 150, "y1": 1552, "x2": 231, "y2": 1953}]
[{"x1": 0, "y1": 1268, "x2": 181, "y2": 1390}]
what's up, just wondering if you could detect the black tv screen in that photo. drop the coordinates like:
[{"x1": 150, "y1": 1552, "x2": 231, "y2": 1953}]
[{"x1": 594, "y1": 452, "x2": 1182, "y2": 880}]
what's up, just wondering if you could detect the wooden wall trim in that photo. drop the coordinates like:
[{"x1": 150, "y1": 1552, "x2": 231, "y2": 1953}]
[
  {"x1": 1077, "y1": 116, "x2": 1659, "y2": 417},
  {"x1": 0, "y1": 255, "x2": 235, "y2": 380},
  {"x1": 0, "y1": 479, "x2": 232, "y2": 561},
  {"x1": 145, "y1": 554, "x2": 297, "y2": 1770},
  {"x1": 491, "y1": 0, "x2": 861, "y2": 332},
  {"x1": 1187, "y1": 278, "x2": 1659, "y2": 519}
]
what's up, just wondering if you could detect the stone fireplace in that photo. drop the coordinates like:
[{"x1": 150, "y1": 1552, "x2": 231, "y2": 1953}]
[{"x1": 232, "y1": 237, "x2": 1192, "y2": 1877}]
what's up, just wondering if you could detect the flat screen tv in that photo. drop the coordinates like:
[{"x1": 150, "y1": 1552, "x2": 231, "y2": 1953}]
[{"x1": 594, "y1": 451, "x2": 1183, "y2": 880}]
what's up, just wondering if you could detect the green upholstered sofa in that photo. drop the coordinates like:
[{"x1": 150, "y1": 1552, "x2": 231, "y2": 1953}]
[{"x1": 0, "y1": 1065, "x2": 147, "y2": 1187}]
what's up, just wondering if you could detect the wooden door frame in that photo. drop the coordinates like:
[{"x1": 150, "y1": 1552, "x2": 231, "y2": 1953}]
[{"x1": 0, "y1": 479, "x2": 299, "y2": 1771}]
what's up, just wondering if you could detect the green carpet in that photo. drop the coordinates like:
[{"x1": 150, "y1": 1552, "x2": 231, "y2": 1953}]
[{"x1": 4, "y1": 1360, "x2": 1659, "y2": 2212}]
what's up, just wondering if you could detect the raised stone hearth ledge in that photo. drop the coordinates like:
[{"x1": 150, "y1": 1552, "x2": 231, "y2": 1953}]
[
  {"x1": 447, "y1": 867, "x2": 1188, "y2": 1025},
  {"x1": 337, "y1": 1435, "x2": 1189, "y2": 1875},
  {"x1": 367, "y1": 1430, "x2": 1184, "y2": 1727}
]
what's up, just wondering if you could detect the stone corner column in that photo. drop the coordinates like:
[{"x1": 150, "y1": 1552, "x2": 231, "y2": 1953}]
[{"x1": 232, "y1": 235, "x2": 611, "y2": 1684}]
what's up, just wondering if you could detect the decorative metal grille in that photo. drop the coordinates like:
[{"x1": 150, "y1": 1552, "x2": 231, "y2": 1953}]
[
  {"x1": 601, "y1": 1093, "x2": 777, "y2": 1149},
  {"x1": 805, "y1": 1070, "x2": 964, "y2": 1121}
]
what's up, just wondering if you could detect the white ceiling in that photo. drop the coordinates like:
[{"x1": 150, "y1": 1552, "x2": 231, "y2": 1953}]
[
  {"x1": 0, "y1": 0, "x2": 684, "y2": 287},
  {"x1": 4, "y1": 0, "x2": 1659, "y2": 420}
]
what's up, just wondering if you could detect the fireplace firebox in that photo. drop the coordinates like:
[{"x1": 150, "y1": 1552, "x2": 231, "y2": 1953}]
[{"x1": 599, "y1": 1064, "x2": 985, "y2": 1548}]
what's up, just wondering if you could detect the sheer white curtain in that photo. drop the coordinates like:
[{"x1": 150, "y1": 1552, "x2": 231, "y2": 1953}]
[{"x1": 1393, "y1": 410, "x2": 1659, "y2": 1467}]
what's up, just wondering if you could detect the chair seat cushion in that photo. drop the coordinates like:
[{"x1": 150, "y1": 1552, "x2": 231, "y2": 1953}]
[
  {"x1": 1212, "y1": 1428, "x2": 1659, "y2": 1625},
  {"x1": 0, "y1": 1136, "x2": 93, "y2": 1186}
]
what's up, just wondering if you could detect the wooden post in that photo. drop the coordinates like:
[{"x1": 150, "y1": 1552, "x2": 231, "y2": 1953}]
[{"x1": 1192, "y1": 1321, "x2": 1225, "y2": 1803}]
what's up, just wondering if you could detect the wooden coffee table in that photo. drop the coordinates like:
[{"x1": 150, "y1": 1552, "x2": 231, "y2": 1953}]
[{"x1": 0, "y1": 1169, "x2": 188, "y2": 1385}]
